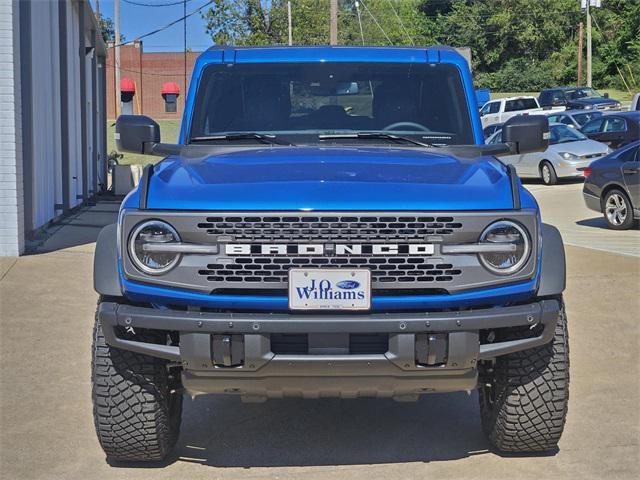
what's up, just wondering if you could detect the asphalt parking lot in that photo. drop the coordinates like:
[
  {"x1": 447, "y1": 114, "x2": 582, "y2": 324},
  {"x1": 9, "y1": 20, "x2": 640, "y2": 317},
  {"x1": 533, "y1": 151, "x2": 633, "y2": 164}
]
[{"x1": 1, "y1": 183, "x2": 638, "y2": 480}]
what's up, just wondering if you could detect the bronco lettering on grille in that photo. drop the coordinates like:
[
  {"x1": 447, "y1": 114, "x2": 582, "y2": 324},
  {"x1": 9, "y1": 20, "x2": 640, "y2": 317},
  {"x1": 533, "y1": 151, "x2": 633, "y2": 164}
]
[{"x1": 224, "y1": 244, "x2": 435, "y2": 256}]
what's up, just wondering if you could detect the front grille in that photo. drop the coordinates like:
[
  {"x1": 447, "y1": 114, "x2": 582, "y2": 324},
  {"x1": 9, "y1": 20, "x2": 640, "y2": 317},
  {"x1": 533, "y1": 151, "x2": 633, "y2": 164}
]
[
  {"x1": 198, "y1": 257, "x2": 462, "y2": 285},
  {"x1": 121, "y1": 210, "x2": 540, "y2": 295},
  {"x1": 197, "y1": 215, "x2": 463, "y2": 242},
  {"x1": 581, "y1": 153, "x2": 605, "y2": 160}
]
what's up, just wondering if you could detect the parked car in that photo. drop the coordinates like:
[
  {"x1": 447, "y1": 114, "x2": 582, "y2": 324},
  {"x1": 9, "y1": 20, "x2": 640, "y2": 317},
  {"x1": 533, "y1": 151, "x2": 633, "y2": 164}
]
[
  {"x1": 580, "y1": 112, "x2": 640, "y2": 149},
  {"x1": 539, "y1": 87, "x2": 621, "y2": 111},
  {"x1": 583, "y1": 141, "x2": 639, "y2": 229},
  {"x1": 487, "y1": 122, "x2": 610, "y2": 185},
  {"x1": 482, "y1": 122, "x2": 503, "y2": 139},
  {"x1": 546, "y1": 110, "x2": 603, "y2": 130},
  {"x1": 479, "y1": 95, "x2": 544, "y2": 128},
  {"x1": 93, "y1": 45, "x2": 570, "y2": 462}
]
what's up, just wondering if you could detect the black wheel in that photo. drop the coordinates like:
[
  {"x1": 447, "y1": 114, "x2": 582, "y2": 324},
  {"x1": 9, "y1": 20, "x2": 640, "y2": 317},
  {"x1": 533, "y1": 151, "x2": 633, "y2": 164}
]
[
  {"x1": 479, "y1": 299, "x2": 569, "y2": 453},
  {"x1": 91, "y1": 306, "x2": 182, "y2": 462},
  {"x1": 603, "y1": 189, "x2": 635, "y2": 230},
  {"x1": 540, "y1": 161, "x2": 558, "y2": 186}
]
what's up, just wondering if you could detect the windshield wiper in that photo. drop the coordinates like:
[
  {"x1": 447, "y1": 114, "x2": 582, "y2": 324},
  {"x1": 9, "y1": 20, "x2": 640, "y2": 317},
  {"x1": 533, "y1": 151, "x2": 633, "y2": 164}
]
[
  {"x1": 318, "y1": 132, "x2": 438, "y2": 148},
  {"x1": 190, "y1": 133, "x2": 294, "y2": 146}
]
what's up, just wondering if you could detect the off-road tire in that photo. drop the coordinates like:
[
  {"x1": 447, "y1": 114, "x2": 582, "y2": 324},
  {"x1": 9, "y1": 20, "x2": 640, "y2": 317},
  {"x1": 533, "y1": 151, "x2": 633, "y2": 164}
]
[
  {"x1": 479, "y1": 299, "x2": 569, "y2": 453},
  {"x1": 91, "y1": 308, "x2": 182, "y2": 462},
  {"x1": 540, "y1": 161, "x2": 558, "y2": 186}
]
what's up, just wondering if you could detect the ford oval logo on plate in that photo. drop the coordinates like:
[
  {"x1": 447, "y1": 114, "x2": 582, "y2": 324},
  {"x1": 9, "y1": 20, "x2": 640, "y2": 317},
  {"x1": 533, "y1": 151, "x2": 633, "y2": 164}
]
[{"x1": 337, "y1": 280, "x2": 360, "y2": 290}]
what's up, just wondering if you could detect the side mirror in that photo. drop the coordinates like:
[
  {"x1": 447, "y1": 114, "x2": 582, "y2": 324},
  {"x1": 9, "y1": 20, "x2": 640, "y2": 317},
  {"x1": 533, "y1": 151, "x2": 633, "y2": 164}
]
[
  {"x1": 603, "y1": 92, "x2": 609, "y2": 98},
  {"x1": 115, "y1": 115, "x2": 160, "y2": 154},
  {"x1": 502, "y1": 115, "x2": 549, "y2": 154}
]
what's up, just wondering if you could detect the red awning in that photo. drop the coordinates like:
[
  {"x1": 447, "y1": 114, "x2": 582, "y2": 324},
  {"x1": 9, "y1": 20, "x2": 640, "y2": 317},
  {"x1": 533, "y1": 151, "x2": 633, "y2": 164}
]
[
  {"x1": 120, "y1": 78, "x2": 135, "y2": 93},
  {"x1": 161, "y1": 82, "x2": 180, "y2": 96}
]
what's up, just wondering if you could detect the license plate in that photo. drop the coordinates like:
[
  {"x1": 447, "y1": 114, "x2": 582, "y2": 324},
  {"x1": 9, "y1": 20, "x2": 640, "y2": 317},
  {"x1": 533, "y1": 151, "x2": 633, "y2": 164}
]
[{"x1": 288, "y1": 268, "x2": 371, "y2": 311}]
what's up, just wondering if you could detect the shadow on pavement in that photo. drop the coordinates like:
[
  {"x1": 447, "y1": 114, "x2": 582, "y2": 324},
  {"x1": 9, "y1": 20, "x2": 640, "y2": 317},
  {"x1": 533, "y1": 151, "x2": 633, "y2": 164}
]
[
  {"x1": 576, "y1": 216, "x2": 609, "y2": 229},
  {"x1": 27, "y1": 200, "x2": 121, "y2": 254},
  {"x1": 167, "y1": 392, "x2": 493, "y2": 468}
]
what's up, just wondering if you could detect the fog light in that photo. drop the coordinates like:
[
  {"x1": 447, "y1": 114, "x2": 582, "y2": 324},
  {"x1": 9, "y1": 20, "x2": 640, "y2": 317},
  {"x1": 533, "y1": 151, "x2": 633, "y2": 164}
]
[{"x1": 128, "y1": 220, "x2": 181, "y2": 275}]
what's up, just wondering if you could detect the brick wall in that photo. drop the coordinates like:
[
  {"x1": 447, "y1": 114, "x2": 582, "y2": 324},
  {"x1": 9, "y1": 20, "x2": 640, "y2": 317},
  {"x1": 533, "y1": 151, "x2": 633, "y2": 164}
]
[
  {"x1": 0, "y1": 0, "x2": 24, "y2": 256},
  {"x1": 106, "y1": 42, "x2": 200, "y2": 121}
]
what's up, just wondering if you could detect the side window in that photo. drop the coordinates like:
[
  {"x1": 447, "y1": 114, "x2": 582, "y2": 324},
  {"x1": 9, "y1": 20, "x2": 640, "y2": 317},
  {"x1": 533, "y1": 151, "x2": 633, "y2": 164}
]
[
  {"x1": 560, "y1": 116, "x2": 573, "y2": 126},
  {"x1": 582, "y1": 118, "x2": 604, "y2": 133},
  {"x1": 489, "y1": 102, "x2": 500, "y2": 114},
  {"x1": 539, "y1": 92, "x2": 551, "y2": 106},
  {"x1": 548, "y1": 115, "x2": 559, "y2": 123},
  {"x1": 489, "y1": 130, "x2": 502, "y2": 144},
  {"x1": 618, "y1": 145, "x2": 639, "y2": 163},
  {"x1": 480, "y1": 103, "x2": 491, "y2": 115},
  {"x1": 604, "y1": 117, "x2": 626, "y2": 132},
  {"x1": 551, "y1": 91, "x2": 565, "y2": 104}
]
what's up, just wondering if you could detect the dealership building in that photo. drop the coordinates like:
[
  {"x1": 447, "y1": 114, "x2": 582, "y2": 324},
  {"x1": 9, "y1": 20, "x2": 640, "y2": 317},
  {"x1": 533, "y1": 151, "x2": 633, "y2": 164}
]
[{"x1": 0, "y1": 0, "x2": 107, "y2": 256}]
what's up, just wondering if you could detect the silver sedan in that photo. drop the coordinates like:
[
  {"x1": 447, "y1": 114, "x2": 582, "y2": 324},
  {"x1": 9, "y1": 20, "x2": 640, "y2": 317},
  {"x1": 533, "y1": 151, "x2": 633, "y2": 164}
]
[{"x1": 487, "y1": 123, "x2": 611, "y2": 185}]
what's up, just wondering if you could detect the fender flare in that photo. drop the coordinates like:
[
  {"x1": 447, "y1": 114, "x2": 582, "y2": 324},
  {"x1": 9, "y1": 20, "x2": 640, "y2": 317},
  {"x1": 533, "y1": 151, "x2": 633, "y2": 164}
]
[
  {"x1": 94, "y1": 224, "x2": 123, "y2": 297},
  {"x1": 538, "y1": 223, "x2": 566, "y2": 297}
]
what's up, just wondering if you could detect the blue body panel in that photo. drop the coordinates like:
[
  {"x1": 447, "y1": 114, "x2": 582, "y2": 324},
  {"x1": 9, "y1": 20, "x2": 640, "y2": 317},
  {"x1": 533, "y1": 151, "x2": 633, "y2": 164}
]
[
  {"x1": 120, "y1": 46, "x2": 541, "y2": 311},
  {"x1": 145, "y1": 147, "x2": 514, "y2": 211}
]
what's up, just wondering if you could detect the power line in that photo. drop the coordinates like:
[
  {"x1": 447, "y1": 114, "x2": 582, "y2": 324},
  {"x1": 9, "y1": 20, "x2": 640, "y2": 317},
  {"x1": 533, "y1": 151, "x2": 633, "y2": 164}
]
[
  {"x1": 122, "y1": 0, "x2": 194, "y2": 7},
  {"x1": 385, "y1": 0, "x2": 414, "y2": 45},
  {"x1": 110, "y1": 0, "x2": 213, "y2": 48},
  {"x1": 358, "y1": 0, "x2": 392, "y2": 44}
]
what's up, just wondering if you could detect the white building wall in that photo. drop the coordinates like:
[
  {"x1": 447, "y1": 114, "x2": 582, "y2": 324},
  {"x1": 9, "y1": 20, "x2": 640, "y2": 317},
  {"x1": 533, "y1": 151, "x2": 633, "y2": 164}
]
[{"x1": 0, "y1": 0, "x2": 24, "y2": 256}]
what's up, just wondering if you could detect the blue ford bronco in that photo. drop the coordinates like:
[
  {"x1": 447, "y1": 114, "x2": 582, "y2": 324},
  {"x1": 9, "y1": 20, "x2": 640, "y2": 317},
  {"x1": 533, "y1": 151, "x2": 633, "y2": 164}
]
[{"x1": 93, "y1": 46, "x2": 569, "y2": 462}]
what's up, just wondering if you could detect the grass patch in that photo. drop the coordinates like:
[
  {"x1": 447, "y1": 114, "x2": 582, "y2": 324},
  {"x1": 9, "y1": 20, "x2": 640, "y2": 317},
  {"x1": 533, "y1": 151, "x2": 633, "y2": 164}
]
[{"x1": 107, "y1": 119, "x2": 182, "y2": 166}]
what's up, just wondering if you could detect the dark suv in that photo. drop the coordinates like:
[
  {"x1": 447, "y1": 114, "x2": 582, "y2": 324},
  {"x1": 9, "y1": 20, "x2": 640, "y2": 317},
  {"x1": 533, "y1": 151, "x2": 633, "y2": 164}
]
[{"x1": 539, "y1": 87, "x2": 620, "y2": 111}]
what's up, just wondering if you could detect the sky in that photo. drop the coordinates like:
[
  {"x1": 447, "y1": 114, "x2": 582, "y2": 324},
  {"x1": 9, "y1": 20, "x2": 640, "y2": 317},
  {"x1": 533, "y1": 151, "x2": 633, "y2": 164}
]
[{"x1": 90, "y1": 0, "x2": 214, "y2": 52}]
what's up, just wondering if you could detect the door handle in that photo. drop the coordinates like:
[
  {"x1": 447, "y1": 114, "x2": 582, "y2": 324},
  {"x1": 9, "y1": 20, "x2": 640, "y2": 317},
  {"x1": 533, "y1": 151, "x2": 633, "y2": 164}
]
[{"x1": 622, "y1": 168, "x2": 638, "y2": 174}]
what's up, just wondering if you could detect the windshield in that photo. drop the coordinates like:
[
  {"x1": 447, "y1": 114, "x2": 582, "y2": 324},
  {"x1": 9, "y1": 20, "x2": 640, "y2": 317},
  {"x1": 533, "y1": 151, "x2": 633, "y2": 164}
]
[
  {"x1": 550, "y1": 124, "x2": 587, "y2": 144},
  {"x1": 189, "y1": 62, "x2": 474, "y2": 145},
  {"x1": 565, "y1": 88, "x2": 603, "y2": 100}
]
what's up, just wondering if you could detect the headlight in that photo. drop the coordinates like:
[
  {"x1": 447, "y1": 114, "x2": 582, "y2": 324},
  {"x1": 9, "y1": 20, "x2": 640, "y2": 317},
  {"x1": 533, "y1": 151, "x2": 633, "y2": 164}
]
[
  {"x1": 478, "y1": 221, "x2": 531, "y2": 275},
  {"x1": 559, "y1": 152, "x2": 579, "y2": 160},
  {"x1": 128, "y1": 220, "x2": 181, "y2": 275}
]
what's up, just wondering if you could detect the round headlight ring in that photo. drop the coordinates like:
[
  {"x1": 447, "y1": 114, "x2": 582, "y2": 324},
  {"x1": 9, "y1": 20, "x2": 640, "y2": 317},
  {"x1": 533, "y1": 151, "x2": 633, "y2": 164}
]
[
  {"x1": 128, "y1": 220, "x2": 181, "y2": 275},
  {"x1": 478, "y1": 220, "x2": 531, "y2": 275}
]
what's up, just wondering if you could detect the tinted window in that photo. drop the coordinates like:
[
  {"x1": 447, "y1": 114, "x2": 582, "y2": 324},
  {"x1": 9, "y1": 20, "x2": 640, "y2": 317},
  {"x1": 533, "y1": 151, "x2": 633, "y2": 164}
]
[
  {"x1": 618, "y1": 145, "x2": 639, "y2": 163},
  {"x1": 582, "y1": 118, "x2": 604, "y2": 133},
  {"x1": 488, "y1": 130, "x2": 502, "y2": 144},
  {"x1": 190, "y1": 62, "x2": 474, "y2": 145},
  {"x1": 480, "y1": 102, "x2": 492, "y2": 115},
  {"x1": 604, "y1": 117, "x2": 626, "y2": 132},
  {"x1": 573, "y1": 111, "x2": 602, "y2": 126},
  {"x1": 488, "y1": 102, "x2": 500, "y2": 114},
  {"x1": 504, "y1": 98, "x2": 538, "y2": 112}
]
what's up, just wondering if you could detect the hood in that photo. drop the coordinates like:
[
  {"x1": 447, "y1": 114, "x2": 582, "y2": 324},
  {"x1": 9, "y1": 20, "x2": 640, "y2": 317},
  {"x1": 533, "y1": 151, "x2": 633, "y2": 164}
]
[
  {"x1": 568, "y1": 97, "x2": 618, "y2": 107},
  {"x1": 145, "y1": 147, "x2": 514, "y2": 211}
]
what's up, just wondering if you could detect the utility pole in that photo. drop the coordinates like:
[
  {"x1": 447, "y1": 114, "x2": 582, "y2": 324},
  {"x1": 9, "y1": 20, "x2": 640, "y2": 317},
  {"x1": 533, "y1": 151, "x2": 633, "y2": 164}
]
[
  {"x1": 330, "y1": 0, "x2": 338, "y2": 45},
  {"x1": 577, "y1": 22, "x2": 583, "y2": 86},
  {"x1": 114, "y1": 0, "x2": 121, "y2": 116},
  {"x1": 287, "y1": 1, "x2": 293, "y2": 46},
  {"x1": 586, "y1": 1, "x2": 592, "y2": 87}
]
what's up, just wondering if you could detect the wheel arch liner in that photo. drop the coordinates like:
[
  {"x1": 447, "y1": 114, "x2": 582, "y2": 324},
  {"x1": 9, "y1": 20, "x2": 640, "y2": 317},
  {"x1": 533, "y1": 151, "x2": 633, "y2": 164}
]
[
  {"x1": 538, "y1": 223, "x2": 566, "y2": 296},
  {"x1": 94, "y1": 224, "x2": 123, "y2": 297}
]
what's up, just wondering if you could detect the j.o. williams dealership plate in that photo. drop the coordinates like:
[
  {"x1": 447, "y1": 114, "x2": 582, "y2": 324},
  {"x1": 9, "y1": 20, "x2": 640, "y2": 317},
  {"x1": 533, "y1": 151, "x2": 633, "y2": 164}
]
[{"x1": 288, "y1": 268, "x2": 371, "y2": 311}]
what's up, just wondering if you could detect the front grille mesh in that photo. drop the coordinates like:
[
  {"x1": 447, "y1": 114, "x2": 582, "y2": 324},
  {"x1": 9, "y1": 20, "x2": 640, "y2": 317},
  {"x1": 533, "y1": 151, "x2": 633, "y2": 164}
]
[
  {"x1": 197, "y1": 215, "x2": 463, "y2": 242},
  {"x1": 198, "y1": 256, "x2": 462, "y2": 285}
]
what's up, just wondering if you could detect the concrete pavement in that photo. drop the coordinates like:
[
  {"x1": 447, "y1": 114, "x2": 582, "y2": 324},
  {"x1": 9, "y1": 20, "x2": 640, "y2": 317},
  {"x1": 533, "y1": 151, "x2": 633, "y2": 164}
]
[{"x1": 0, "y1": 189, "x2": 639, "y2": 480}]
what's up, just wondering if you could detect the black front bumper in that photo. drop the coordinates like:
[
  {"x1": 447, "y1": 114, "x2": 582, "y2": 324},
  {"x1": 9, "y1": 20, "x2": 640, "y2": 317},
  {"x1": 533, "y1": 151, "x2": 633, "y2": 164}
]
[{"x1": 98, "y1": 299, "x2": 561, "y2": 400}]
